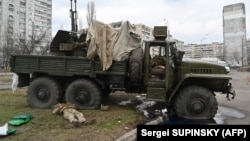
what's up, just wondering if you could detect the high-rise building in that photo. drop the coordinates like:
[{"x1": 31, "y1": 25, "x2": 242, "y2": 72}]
[
  {"x1": 247, "y1": 38, "x2": 250, "y2": 64},
  {"x1": 0, "y1": 0, "x2": 52, "y2": 67},
  {"x1": 223, "y1": 3, "x2": 247, "y2": 66}
]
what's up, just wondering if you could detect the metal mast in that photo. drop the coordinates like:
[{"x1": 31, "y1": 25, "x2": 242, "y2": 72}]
[{"x1": 70, "y1": 0, "x2": 78, "y2": 33}]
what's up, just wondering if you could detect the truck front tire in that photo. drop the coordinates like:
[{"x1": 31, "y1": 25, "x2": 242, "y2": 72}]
[
  {"x1": 65, "y1": 79, "x2": 101, "y2": 109},
  {"x1": 27, "y1": 77, "x2": 61, "y2": 109},
  {"x1": 174, "y1": 85, "x2": 218, "y2": 119}
]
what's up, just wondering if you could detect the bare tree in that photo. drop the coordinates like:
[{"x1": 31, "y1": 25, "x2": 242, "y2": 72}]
[
  {"x1": 86, "y1": 1, "x2": 96, "y2": 27},
  {"x1": 18, "y1": 33, "x2": 35, "y2": 55},
  {"x1": 2, "y1": 24, "x2": 17, "y2": 68},
  {"x1": 1, "y1": 20, "x2": 50, "y2": 70},
  {"x1": 39, "y1": 42, "x2": 51, "y2": 55},
  {"x1": 18, "y1": 23, "x2": 51, "y2": 55},
  {"x1": 2, "y1": 35, "x2": 12, "y2": 68}
]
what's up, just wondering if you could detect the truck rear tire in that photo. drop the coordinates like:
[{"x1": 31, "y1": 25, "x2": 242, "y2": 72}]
[
  {"x1": 27, "y1": 77, "x2": 61, "y2": 109},
  {"x1": 65, "y1": 79, "x2": 101, "y2": 109},
  {"x1": 174, "y1": 85, "x2": 218, "y2": 119}
]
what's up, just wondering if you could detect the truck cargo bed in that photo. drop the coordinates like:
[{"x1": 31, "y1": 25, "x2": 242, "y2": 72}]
[{"x1": 10, "y1": 55, "x2": 127, "y2": 77}]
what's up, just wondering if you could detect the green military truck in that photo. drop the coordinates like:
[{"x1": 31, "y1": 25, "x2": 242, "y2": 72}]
[{"x1": 10, "y1": 26, "x2": 235, "y2": 119}]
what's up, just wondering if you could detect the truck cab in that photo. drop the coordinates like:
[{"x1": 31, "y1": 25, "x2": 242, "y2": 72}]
[{"x1": 140, "y1": 26, "x2": 235, "y2": 119}]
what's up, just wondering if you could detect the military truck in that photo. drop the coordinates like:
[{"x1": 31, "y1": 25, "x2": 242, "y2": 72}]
[{"x1": 10, "y1": 26, "x2": 235, "y2": 119}]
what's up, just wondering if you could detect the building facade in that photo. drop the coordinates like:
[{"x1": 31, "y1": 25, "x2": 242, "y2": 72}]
[
  {"x1": 183, "y1": 42, "x2": 224, "y2": 59},
  {"x1": 223, "y1": 3, "x2": 247, "y2": 66},
  {"x1": 134, "y1": 23, "x2": 154, "y2": 42},
  {"x1": 247, "y1": 38, "x2": 250, "y2": 64},
  {"x1": 0, "y1": 0, "x2": 52, "y2": 67}
]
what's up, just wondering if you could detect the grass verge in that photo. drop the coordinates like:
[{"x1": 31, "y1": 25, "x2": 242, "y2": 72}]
[{"x1": 0, "y1": 89, "x2": 147, "y2": 141}]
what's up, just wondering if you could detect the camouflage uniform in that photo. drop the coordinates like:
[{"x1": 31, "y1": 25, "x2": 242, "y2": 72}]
[
  {"x1": 52, "y1": 103, "x2": 86, "y2": 124},
  {"x1": 150, "y1": 55, "x2": 166, "y2": 68}
]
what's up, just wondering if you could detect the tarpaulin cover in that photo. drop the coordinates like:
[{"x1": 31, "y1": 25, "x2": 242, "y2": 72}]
[{"x1": 86, "y1": 20, "x2": 141, "y2": 71}]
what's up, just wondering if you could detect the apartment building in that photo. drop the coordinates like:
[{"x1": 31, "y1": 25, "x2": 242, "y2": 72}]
[
  {"x1": 134, "y1": 23, "x2": 154, "y2": 42},
  {"x1": 0, "y1": 0, "x2": 52, "y2": 66},
  {"x1": 183, "y1": 42, "x2": 224, "y2": 59}
]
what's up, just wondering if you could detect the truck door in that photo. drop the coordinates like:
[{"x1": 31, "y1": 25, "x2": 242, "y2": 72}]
[{"x1": 143, "y1": 41, "x2": 169, "y2": 100}]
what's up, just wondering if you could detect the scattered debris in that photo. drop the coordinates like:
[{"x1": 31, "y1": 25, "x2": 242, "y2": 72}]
[
  {"x1": 1, "y1": 114, "x2": 32, "y2": 136},
  {"x1": 100, "y1": 104, "x2": 109, "y2": 111},
  {"x1": 8, "y1": 114, "x2": 33, "y2": 126},
  {"x1": 124, "y1": 127, "x2": 130, "y2": 130},
  {"x1": 118, "y1": 95, "x2": 158, "y2": 118},
  {"x1": 0, "y1": 123, "x2": 16, "y2": 136},
  {"x1": 136, "y1": 100, "x2": 156, "y2": 117},
  {"x1": 117, "y1": 99, "x2": 133, "y2": 106}
]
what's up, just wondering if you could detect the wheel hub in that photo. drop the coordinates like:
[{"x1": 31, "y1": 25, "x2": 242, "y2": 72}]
[
  {"x1": 37, "y1": 88, "x2": 50, "y2": 101},
  {"x1": 190, "y1": 100, "x2": 205, "y2": 114},
  {"x1": 76, "y1": 91, "x2": 90, "y2": 104}
]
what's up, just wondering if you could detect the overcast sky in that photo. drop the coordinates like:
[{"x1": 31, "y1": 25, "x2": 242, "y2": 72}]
[{"x1": 52, "y1": 0, "x2": 250, "y2": 44}]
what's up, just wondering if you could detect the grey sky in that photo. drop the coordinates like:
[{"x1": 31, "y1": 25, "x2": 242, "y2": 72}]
[{"x1": 52, "y1": 0, "x2": 250, "y2": 44}]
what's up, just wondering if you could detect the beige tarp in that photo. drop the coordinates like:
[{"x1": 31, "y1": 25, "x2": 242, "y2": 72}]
[{"x1": 86, "y1": 20, "x2": 141, "y2": 71}]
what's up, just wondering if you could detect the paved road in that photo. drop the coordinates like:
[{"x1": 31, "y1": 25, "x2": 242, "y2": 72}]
[{"x1": 216, "y1": 69, "x2": 250, "y2": 124}]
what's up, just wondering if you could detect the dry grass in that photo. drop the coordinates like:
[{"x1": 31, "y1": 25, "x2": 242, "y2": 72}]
[{"x1": 0, "y1": 88, "x2": 148, "y2": 141}]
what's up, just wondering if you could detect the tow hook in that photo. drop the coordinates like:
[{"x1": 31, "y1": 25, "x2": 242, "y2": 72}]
[{"x1": 226, "y1": 83, "x2": 236, "y2": 101}]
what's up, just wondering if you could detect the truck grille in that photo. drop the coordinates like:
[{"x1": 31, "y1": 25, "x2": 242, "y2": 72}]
[{"x1": 190, "y1": 68, "x2": 212, "y2": 73}]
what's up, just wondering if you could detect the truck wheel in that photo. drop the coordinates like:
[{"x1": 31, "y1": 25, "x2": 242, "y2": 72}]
[
  {"x1": 174, "y1": 85, "x2": 218, "y2": 119},
  {"x1": 129, "y1": 47, "x2": 143, "y2": 83},
  {"x1": 65, "y1": 79, "x2": 101, "y2": 109},
  {"x1": 27, "y1": 77, "x2": 61, "y2": 108}
]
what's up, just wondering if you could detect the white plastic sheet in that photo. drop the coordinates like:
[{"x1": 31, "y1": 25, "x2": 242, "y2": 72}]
[{"x1": 0, "y1": 123, "x2": 8, "y2": 136}]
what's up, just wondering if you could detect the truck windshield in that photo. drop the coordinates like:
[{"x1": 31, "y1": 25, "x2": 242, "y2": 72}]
[{"x1": 150, "y1": 46, "x2": 165, "y2": 58}]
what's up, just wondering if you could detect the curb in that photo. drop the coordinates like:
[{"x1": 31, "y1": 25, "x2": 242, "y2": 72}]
[{"x1": 115, "y1": 116, "x2": 164, "y2": 141}]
